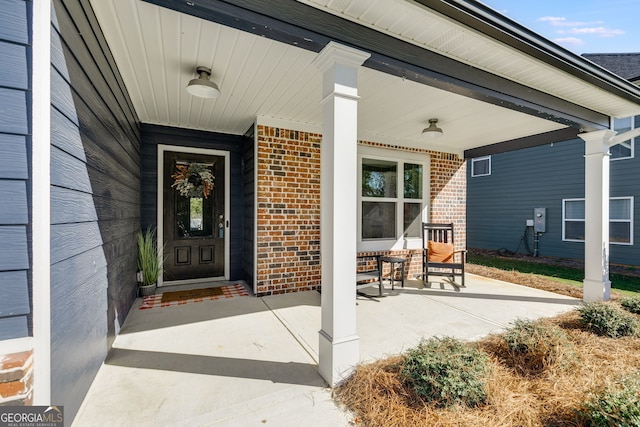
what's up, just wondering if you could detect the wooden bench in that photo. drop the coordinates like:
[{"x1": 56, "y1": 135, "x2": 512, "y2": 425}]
[{"x1": 356, "y1": 255, "x2": 383, "y2": 296}]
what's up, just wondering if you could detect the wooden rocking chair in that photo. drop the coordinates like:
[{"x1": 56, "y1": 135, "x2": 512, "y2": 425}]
[{"x1": 422, "y1": 223, "x2": 466, "y2": 287}]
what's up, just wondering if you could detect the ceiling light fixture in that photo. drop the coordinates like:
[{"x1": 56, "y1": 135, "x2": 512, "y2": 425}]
[
  {"x1": 186, "y1": 66, "x2": 221, "y2": 99},
  {"x1": 422, "y1": 118, "x2": 443, "y2": 138}
]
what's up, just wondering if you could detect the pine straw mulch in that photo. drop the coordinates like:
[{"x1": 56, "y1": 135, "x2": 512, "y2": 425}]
[{"x1": 335, "y1": 309, "x2": 640, "y2": 427}]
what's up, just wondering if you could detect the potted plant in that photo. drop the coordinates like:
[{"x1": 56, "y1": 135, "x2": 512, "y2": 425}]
[{"x1": 137, "y1": 226, "x2": 162, "y2": 297}]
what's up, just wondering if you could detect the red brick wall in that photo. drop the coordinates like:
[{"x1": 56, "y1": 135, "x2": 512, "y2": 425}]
[
  {"x1": 429, "y1": 151, "x2": 467, "y2": 251},
  {"x1": 255, "y1": 125, "x2": 322, "y2": 296},
  {"x1": 0, "y1": 350, "x2": 33, "y2": 405},
  {"x1": 255, "y1": 127, "x2": 467, "y2": 294}
]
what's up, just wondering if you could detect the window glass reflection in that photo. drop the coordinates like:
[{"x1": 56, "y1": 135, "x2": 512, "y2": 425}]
[{"x1": 362, "y1": 159, "x2": 397, "y2": 198}]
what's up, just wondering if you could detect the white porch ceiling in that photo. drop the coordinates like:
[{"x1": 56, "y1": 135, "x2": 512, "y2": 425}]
[
  {"x1": 90, "y1": 0, "x2": 626, "y2": 154},
  {"x1": 302, "y1": 0, "x2": 640, "y2": 119}
]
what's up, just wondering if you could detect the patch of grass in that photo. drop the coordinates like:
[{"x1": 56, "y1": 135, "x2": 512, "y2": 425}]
[
  {"x1": 577, "y1": 302, "x2": 639, "y2": 338},
  {"x1": 401, "y1": 337, "x2": 491, "y2": 408},
  {"x1": 609, "y1": 277, "x2": 640, "y2": 296},
  {"x1": 577, "y1": 373, "x2": 640, "y2": 426},
  {"x1": 499, "y1": 319, "x2": 575, "y2": 376},
  {"x1": 467, "y1": 252, "x2": 640, "y2": 295},
  {"x1": 467, "y1": 253, "x2": 583, "y2": 280},
  {"x1": 621, "y1": 296, "x2": 640, "y2": 315}
]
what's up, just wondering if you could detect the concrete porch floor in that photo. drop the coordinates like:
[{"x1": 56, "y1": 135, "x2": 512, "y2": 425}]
[{"x1": 73, "y1": 274, "x2": 580, "y2": 426}]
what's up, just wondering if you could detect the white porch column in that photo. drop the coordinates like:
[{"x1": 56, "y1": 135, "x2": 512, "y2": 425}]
[
  {"x1": 579, "y1": 130, "x2": 616, "y2": 302},
  {"x1": 313, "y1": 42, "x2": 370, "y2": 387},
  {"x1": 32, "y1": 0, "x2": 52, "y2": 404}
]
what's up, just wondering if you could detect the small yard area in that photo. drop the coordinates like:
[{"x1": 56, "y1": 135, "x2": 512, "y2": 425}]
[
  {"x1": 466, "y1": 249, "x2": 640, "y2": 298},
  {"x1": 336, "y1": 252, "x2": 640, "y2": 426},
  {"x1": 338, "y1": 302, "x2": 640, "y2": 427}
]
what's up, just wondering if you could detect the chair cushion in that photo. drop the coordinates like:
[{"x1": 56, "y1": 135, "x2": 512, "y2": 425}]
[{"x1": 428, "y1": 240, "x2": 454, "y2": 263}]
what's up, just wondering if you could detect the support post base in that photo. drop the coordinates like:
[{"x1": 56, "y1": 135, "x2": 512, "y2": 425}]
[
  {"x1": 583, "y1": 278, "x2": 611, "y2": 302},
  {"x1": 318, "y1": 329, "x2": 359, "y2": 387}
]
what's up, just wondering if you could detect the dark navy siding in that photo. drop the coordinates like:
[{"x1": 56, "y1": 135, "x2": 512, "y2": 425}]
[
  {"x1": 0, "y1": 135, "x2": 29, "y2": 179},
  {"x1": 0, "y1": 0, "x2": 29, "y2": 44},
  {"x1": 50, "y1": 0, "x2": 140, "y2": 422},
  {"x1": 243, "y1": 129, "x2": 255, "y2": 289},
  {"x1": 0, "y1": 317, "x2": 28, "y2": 341},
  {"x1": 0, "y1": 42, "x2": 28, "y2": 88},
  {"x1": 467, "y1": 137, "x2": 640, "y2": 266},
  {"x1": 0, "y1": 88, "x2": 29, "y2": 134},
  {"x1": 0, "y1": 0, "x2": 31, "y2": 341},
  {"x1": 141, "y1": 124, "x2": 248, "y2": 281},
  {"x1": 0, "y1": 271, "x2": 29, "y2": 318}
]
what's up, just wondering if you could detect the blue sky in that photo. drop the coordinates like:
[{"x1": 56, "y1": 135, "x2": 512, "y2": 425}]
[{"x1": 479, "y1": 0, "x2": 640, "y2": 54}]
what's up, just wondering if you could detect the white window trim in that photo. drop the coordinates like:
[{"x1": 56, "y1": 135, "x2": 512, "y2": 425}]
[
  {"x1": 357, "y1": 146, "x2": 429, "y2": 252},
  {"x1": 562, "y1": 198, "x2": 585, "y2": 242},
  {"x1": 471, "y1": 155, "x2": 491, "y2": 177},
  {"x1": 562, "y1": 197, "x2": 634, "y2": 245},
  {"x1": 610, "y1": 196, "x2": 634, "y2": 246},
  {"x1": 610, "y1": 116, "x2": 636, "y2": 161}
]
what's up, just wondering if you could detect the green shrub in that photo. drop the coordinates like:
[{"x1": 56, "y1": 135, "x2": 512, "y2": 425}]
[
  {"x1": 577, "y1": 302, "x2": 639, "y2": 338},
  {"x1": 401, "y1": 337, "x2": 491, "y2": 408},
  {"x1": 501, "y1": 319, "x2": 574, "y2": 375},
  {"x1": 620, "y1": 296, "x2": 640, "y2": 315},
  {"x1": 578, "y1": 373, "x2": 640, "y2": 426}
]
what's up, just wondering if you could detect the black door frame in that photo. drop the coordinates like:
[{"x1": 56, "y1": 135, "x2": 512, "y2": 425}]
[{"x1": 157, "y1": 144, "x2": 230, "y2": 286}]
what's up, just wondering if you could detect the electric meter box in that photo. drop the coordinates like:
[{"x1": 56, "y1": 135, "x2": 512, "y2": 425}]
[{"x1": 534, "y1": 207, "x2": 546, "y2": 233}]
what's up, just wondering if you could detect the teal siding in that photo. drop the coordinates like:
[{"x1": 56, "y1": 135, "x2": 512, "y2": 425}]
[
  {"x1": 468, "y1": 137, "x2": 640, "y2": 266},
  {"x1": 0, "y1": 0, "x2": 31, "y2": 341}
]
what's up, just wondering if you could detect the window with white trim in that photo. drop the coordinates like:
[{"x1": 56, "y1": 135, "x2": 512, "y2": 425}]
[
  {"x1": 611, "y1": 116, "x2": 637, "y2": 160},
  {"x1": 611, "y1": 197, "x2": 634, "y2": 245},
  {"x1": 471, "y1": 156, "x2": 491, "y2": 177},
  {"x1": 562, "y1": 197, "x2": 634, "y2": 245},
  {"x1": 562, "y1": 199, "x2": 585, "y2": 241},
  {"x1": 358, "y1": 147, "x2": 429, "y2": 251}
]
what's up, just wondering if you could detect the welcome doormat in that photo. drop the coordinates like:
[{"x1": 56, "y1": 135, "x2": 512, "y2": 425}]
[
  {"x1": 161, "y1": 286, "x2": 224, "y2": 303},
  {"x1": 139, "y1": 283, "x2": 249, "y2": 310}
]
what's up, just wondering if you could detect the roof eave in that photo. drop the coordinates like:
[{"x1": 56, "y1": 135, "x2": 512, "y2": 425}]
[{"x1": 418, "y1": 0, "x2": 640, "y2": 106}]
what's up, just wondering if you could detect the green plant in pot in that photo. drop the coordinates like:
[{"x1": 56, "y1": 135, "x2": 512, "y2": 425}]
[{"x1": 137, "y1": 227, "x2": 162, "y2": 297}]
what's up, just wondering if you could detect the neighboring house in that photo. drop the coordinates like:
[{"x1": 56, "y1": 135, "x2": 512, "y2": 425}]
[
  {"x1": 467, "y1": 53, "x2": 640, "y2": 267},
  {"x1": 1, "y1": 1, "x2": 639, "y2": 424}
]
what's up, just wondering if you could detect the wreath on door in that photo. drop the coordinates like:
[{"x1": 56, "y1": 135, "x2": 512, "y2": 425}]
[{"x1": 171, "y1": 163, "x2": 215, "y2": 199}]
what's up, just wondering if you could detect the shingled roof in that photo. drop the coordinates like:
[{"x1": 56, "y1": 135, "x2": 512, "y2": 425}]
[{"x1": 583, "y1": 53, "x2": 640, "y2": 82}]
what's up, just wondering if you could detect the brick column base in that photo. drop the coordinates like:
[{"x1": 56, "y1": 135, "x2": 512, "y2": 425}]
[{"x1": 0, "y1": 351, "x2": 34, "y2": 406}]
